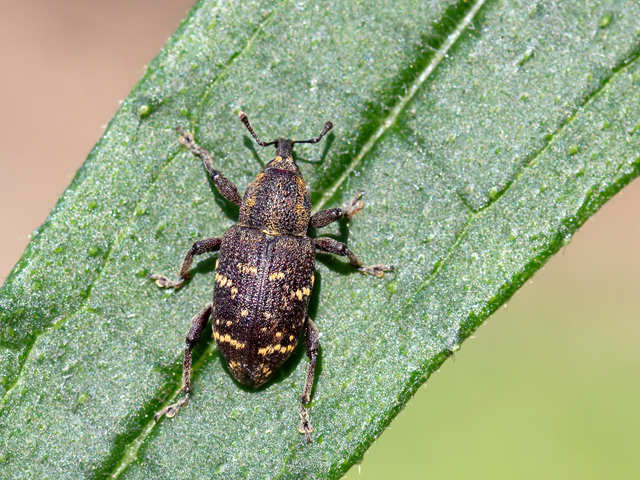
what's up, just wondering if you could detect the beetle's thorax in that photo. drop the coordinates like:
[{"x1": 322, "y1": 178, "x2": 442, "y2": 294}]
[{"x1": 238, "y1": 154, "x2": 311, "y2": 236}]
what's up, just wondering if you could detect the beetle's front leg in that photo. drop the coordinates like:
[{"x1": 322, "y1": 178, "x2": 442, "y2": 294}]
[
  {"x1": 155, "y1": 303, "x2": 213, "y2": 421},
  {"x1": 314, "y1": 237, "x2": 393, "y2": 277},
  {"x1": 151, "y1": 236, "x2": 222, "y2": 289},
  {"x1": 299, "y1": 317, "x2": 319, "y2": 443},
  {"x1": 310, "y1": 191, "x2": 364, "y2": 229},
  {"x1": 176, "y1": 127, "x2": 243, "y2": 206}
]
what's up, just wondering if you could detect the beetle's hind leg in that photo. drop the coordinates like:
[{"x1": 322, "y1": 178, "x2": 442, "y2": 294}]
[
  {"x1": 155, "y1": 303, "x2": 212, "y2": 421},
  {"x1": 314, "y1": 237, "x2": 393, "y2": 277},
  {"x1": 151, "y1": 237, "x2": 222, "y2": 289},
  {"x1": 299, "y1": 317, "x2": 320, "y2": 443}
]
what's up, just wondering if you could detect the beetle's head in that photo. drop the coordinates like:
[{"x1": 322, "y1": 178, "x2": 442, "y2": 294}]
[{"x1": 238, "y1": 111, "x2": 332, "y2": 172}]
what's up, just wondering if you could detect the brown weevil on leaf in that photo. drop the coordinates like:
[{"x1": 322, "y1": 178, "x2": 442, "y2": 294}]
[{"x1": 151, "y1": 112, "x2": 393, "y2": 442}]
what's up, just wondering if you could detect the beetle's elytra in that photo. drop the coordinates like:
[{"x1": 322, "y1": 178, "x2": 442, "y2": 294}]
[{"x1": 151, "y1": 112, "x2": 393, "y2": 442}]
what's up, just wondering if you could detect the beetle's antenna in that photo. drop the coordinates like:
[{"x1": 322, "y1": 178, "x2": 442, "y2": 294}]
[
  {"x1": 293, "y1": 121, "x2": 333, "y2": 145},
  {"x1": 238, "y1": 111, "x2": 275, "y2": 147}
]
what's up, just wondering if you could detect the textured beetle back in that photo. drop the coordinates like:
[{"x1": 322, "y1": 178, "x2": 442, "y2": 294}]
[{"x1": 212, "y1": 225, "x2": 315, "y2": 386}]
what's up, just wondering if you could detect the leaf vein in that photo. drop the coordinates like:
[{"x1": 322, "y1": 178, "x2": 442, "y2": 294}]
[{"x1": 476, "y1": 42, "x2": 640, "y2": 213}]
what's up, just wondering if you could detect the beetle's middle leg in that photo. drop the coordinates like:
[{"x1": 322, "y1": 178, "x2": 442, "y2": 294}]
[
  {"x1": 310, "y1": 191, "x2": 364, "y2": 228},
  {"x1": 151, "y1": 236, "x2": 222, "y2": 289},
  {"x1": 314, "y1": 237, "x2": 393, "y2": 277},
  {"x1": 155, "y1": 303, "x2": 213, "y2": 421},
  {"x1": 299, "y1": 316, "x2": 320, "y2": 443}
]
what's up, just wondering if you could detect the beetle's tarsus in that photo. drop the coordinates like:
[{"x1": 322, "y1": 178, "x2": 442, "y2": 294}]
[
  {"x1": 344, "y1": 190, "x2": 364, "y2": 218},
  {"x1": 154, "y1": 395, "x2": 189, "y2": 421},
  {"x1": 358, "y1": 264, "x2": 394, "y2": 278},
  {"x1": 149, "y1": 274, "x2": 186, "y2": 289},
  {"x1": 299, "y1": 399, "x2": 314, "y2": 443}
]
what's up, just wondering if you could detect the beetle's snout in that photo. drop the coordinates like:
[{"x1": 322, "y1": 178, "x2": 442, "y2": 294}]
[{"x1": 275, "y1": 138, "x2": 294, "y2": 158}]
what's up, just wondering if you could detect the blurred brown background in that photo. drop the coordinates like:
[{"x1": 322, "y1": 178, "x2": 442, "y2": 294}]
[
  {"x1": 0, "y1": 0, "x2": 194, "y2": 283},
  {"x1": 1, "y1": 2, "x2": 638, "y2": 479}
]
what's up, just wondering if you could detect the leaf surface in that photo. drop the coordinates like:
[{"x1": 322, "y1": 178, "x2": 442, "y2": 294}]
[{"x1": 1, "y1": 0, "x2": 639, "y2": 478}]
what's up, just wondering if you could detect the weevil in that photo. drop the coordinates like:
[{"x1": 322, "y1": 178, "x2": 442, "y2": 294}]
[{"x1": 151, "y1": 112, "x2": 393, "y2": 442}]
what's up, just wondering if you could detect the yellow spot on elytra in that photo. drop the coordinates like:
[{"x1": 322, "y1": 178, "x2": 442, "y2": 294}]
[
  {"x1": 274, "y1": 156, "x2": 282, "y2": 163},
  {"x1": 311, "y1": 274, "x2": 315, "y2": 286},
  {"x1": 230, "y1": 338, "x2": 237, "y2": 347},
  {"x1": 257, "y1": 364, "x2": 272, "y2": 378},
  {"x1": 245, "y1": 196, "x2": 256, "y2": 208},
  {"x1": 287, "y1": 344, "x2": 295, "y2": 352},
  {"x1": 216, "y1": 273, "x2": 230, "y2": 287},
  {"x1": 275, "y1": 332, "x2": 282, "y2": 338},
  {"x1": 231, "y1": 287, "x2": 238, "y2": 298},
  {"x1": 268, "y1": 271, "x2": 286, "y2": 281},
  {"x1": 261, "y1": 327, "x2": 267, "y2": 332},
  {"x1": 259, "y1": 345, "x2": 276, "y2": 355},
  {"x1": 237, "y1": 263, "x2": 258, "y2": 275},
  {"x1": 215, "y1": 319, "x2": 220, "y2": 325},
  {"x1": 290, "y1": 291, "x2": 296, "y2": 299},
  {"x1": 302, "y1": 287, "x2": 311, "y2": 296},
  {"x1": 241, "y1": 309, "x2": 249, "y2": 316},
  {"x1": 264, "y1": 312, "x2": 272, "y2": 319},
  {"x1": 226, "y1": 320, "x2": 232, "y2": 326},
  {"x1": 289, "y1": 335, "x2": 294, "y2": 341},
  {"x1": 213, "y1": 331, "x2": 220, "y2": 340},
  {"x1": 274, "y1": 344, "x2": 281, "y2": 351},
  {"x1": 224, "y1": 334, "x2": 231, "y2": 343},
  {"x1": 295, "y1": 289, "x2": 303, "y2": 301}
]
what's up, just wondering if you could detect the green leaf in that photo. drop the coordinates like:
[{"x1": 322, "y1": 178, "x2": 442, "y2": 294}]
[{"x1": 1, "y1": 0, "x2": 639, "y2": 478}]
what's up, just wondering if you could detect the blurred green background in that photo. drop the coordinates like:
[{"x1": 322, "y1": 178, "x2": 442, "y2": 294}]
[
  {"x1": 1, "y1": 2, "x2": 638, "y2": 479},
  {"x1": 345, "y1": 183, "x2": 640, "y2": 479}
]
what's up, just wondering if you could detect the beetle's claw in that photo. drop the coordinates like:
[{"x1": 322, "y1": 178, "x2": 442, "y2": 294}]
[
  {"x1": 154, "y1": 396, "x2": 189, "y2": 421},
  {"x1": 176, "y1": 127, "x2": 194, "y2": 144},
  {"x1": 358, "y1": 264, "x2": 394, "y2": 278},
  {"x1": 149, "y1": 274, "x2": 185, "y2": 289}
]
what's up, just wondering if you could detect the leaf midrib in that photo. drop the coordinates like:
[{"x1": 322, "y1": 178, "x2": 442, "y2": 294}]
[{"x1": 313, "y1": 0, "x2": 487, "y2": 213}]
